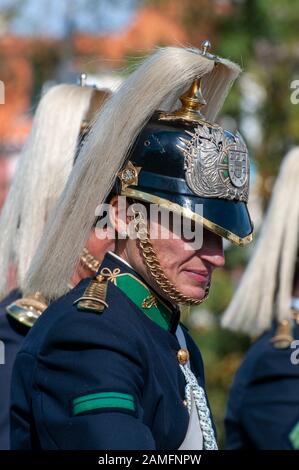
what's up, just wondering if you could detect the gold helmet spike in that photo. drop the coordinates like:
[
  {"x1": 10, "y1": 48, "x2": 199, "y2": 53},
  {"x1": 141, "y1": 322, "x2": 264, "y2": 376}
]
[
  {"x1": 167, "y1": 78, "x2": 207, "y2": 122},
  {"x1": 79, "y1": 72, "x2": 111, "y2": 136},
  {"x1": 79, "y1": 72, "x2": 88, "y2": 87},
  {"x1": 160, "y1": 41, "x2": 218, "y2": 124}
]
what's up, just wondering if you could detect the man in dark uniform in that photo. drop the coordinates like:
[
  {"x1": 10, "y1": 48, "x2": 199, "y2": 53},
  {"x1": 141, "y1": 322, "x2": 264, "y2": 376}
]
[
  {"x1": 11, "y1": 43, "x2": 253, "y2": 450},
  {"x1": 222, "y1": 147, "x2": 299, "y2": 449},
  {"x1": 0, "y1": 81, "x2": 111, "y2": 449}
]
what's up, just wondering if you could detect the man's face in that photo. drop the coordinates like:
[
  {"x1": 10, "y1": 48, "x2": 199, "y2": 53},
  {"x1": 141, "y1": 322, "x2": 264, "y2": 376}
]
[{"x1": 124, "y1": 208, "x2": 225, "y2": 302}]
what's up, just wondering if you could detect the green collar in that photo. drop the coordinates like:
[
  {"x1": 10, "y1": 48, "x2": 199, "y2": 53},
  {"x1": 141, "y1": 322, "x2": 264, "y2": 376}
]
[
  {"x1": 75, "y1": 252, "x2": 179, "y2": 332},
  {"x1": 114, "y1": 273, "x2": 175, "y2": 331}
]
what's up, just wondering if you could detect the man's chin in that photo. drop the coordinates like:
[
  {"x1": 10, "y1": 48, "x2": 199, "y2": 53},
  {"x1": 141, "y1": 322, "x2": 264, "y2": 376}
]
[{"x1": 179, "y1": 286, "x2": 207, "y2": 301}]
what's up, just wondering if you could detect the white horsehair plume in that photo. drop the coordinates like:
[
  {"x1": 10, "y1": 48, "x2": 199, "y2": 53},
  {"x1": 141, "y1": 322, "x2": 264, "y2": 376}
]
[
  {"x1": 25, "y1": 46, "x2": 241, "y2": 300},
  {"x1": 0, "y1": 84, "x2": 94, "y2": 298},
  {"x1": 222, "y1": 147, "x2": 299, "y2": 336}
]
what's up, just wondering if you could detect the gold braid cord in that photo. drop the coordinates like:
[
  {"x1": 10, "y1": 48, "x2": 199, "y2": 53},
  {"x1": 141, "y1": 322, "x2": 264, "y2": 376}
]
[
  {"x1": 80, "y1": 248, "x2": 101, "y2": 274},
  {"x1": 6, "y1": 292, "x2": 48, "y2": 328},
  {"x1": 74, "y1": 268, "x2": 121, "y2": 313},
  {"x1": 132, "y1": 207, "x2": 210, "y2": 306},
  {"x1": 74, "y1": 274, "x2": 108, "y2": 312}
]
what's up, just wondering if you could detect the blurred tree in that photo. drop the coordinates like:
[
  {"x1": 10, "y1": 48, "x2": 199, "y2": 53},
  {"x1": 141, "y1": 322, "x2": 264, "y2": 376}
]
[
  {"x1": 0, "y1": 0, "x2": 138, "y2": 36},
  {"x1": 216, "y1": 0, "x2": 299, "y2": 203},
  {"x1": 144, "y1": 0, "x2": 299, "y2": 201}
]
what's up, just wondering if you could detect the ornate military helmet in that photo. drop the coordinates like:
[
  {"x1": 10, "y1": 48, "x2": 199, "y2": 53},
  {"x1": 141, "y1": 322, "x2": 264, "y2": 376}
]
[
  {"x1": 118, "y1": 45, "x2": 253, "y2": 246},
  {"x1": 24, "y1": 43, "x2": 251, "y2": 302}
]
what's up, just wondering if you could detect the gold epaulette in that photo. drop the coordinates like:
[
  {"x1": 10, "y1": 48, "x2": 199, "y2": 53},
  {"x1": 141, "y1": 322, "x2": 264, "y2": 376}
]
[
  {"x1": 73, "y1": 268, "x2": 121, "y2": 313},
  {"x1": 270, "y1": 319, "x2": 294, "y2": 349},
  {"x1": 6, "y1": 292, "x2": 48, "y2": 328},
  {"x1": 293, "y1": 309, "x2": 299, "y2": 325}
]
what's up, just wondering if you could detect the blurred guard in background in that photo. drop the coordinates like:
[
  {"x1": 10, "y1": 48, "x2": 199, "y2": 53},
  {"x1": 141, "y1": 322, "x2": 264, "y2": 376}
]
[
  {"x1": 11, "y1": 43, "x2": 253, "y2": 450},
  {"x1": 0, "y1": 80, "x2": 111, "y2": 449},
  {"x1": 222, "y1": 147, "x2": 299, "y2": 450}
]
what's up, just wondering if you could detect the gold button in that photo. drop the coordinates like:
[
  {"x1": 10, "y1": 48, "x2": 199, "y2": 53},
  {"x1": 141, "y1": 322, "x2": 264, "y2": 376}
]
[
  {"x1": 177, "y1": 348, "x2": 189, "y2": 365},
  {"x1": 183, "y1": 399, "x2": 188, "y2": 407}
]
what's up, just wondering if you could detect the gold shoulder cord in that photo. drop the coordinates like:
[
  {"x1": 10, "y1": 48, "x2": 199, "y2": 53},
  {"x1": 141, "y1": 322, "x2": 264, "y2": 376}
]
[
  {"x1": 132, "y1": 207, "x2": 209, "y2": 306},
  {"x1": 270, "y1": 309, "x2": 299, "y2": 349},
  {"x1": 74, "y1": 268, "x2": 120, "y2": 313},
  {"x1": 74, "y1": 274, "x2": 108, "y2": 313},
  {"x1": 293, "y1": 309, "x2": 299, "y2": 325},
  {"x1": 270, "y1": 317, "x2": 294, "y2": 349},
  {"x1": 6, "y1": 292, "x2": 48, "y2": 328}
]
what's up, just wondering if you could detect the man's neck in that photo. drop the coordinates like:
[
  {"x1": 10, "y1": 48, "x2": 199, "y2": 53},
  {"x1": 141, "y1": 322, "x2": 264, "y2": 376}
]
[{"x1": 108, "y1": 251, "x2": 133, "y2": 270}]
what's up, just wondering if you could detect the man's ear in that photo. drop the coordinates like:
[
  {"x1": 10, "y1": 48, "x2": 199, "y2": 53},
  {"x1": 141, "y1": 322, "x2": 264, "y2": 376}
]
[
  {"x1": 85, "y1": 229, "x2": 115, "y2": 256},
  {"x1": 108, "y1": 195, "x2": 129, "y2": 238}
]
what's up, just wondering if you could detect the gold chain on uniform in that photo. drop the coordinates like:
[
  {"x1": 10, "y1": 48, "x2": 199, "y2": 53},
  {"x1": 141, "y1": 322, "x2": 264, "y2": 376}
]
[{"x1": 132, "y1": 206, "x2": 210, "y2": 306}]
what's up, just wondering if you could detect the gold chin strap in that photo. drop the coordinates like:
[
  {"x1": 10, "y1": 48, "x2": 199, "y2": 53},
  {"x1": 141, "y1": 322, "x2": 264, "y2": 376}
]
[
  {"x1": 80, "y1": 248, "x2": 100, "y2": 274},
  {"x1": 132, "y1": 207, "x2": 210, "y2": 306}
]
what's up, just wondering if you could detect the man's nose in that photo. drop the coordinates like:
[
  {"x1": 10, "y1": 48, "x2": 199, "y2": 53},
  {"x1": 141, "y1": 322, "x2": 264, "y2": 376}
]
[{"x1": 200, "y1": 239, "x2": 225, "y2": 268}]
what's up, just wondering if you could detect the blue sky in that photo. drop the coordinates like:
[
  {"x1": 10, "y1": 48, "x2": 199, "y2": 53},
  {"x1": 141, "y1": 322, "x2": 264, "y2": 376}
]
[{"x1": 0, "y1": 0, "x2": 138, "y2": 36}]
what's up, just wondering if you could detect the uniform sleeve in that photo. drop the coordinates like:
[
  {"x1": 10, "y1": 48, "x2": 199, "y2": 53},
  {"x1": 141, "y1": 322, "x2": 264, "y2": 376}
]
[
  {"x1": 239, "y1": 347, "x2": 299, "y2": 450},
  {"x1": 32, "y1": 310, "x2": 156, "y2": 450}
]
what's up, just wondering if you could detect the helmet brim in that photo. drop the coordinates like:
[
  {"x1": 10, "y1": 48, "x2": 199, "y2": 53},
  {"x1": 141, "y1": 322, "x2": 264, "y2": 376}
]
[{"x1": 123, "y1": 188, "x2": 253, "y2": 246}]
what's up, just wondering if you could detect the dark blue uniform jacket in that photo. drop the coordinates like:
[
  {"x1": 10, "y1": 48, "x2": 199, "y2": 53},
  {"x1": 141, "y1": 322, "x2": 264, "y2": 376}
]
[
  {"x1": 0, "y1": 289, "x2": 25, "y2": 449},
  {"x1": 225, "y1": 322, "x2": 299, "y2": 449},
  {"x1": 11, "y1": 253, "x2": 209, "y2": 450}
]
